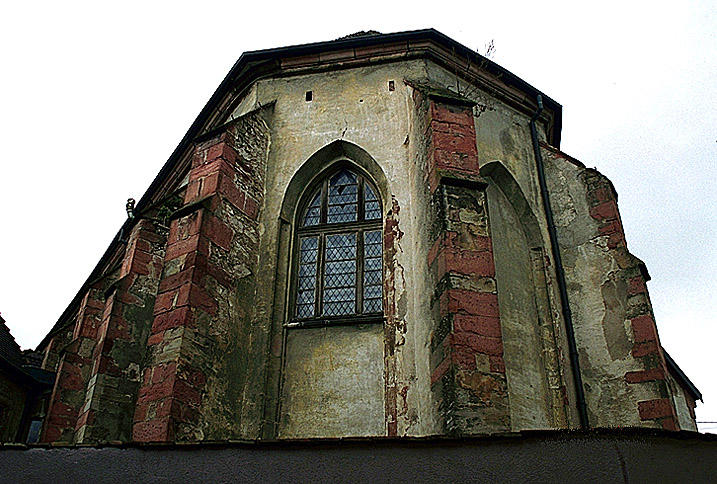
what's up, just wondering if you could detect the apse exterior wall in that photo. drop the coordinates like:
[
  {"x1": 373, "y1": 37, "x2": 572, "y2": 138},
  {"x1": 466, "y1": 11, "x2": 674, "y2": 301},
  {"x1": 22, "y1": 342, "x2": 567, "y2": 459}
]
[
  {"x1": 31, "y1": 43, "x2": 698, "y2": 443},
  {"x1": 226, "y1": 58, "x2": 576, "y2": 436},
  {"x1": 542, "y1": 146, "x2": 684, "y2": 430},
  {"x1": 230, "y1": 59, "x2": 440, "y2": 437}
]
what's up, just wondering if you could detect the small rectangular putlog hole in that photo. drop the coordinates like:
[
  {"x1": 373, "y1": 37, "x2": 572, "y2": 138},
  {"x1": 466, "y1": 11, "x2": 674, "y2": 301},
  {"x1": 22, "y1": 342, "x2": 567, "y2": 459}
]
[
  {"x1": 305, "y1": 91, "x2": 313, "y2": 102},
  {"x1": 388, "y1": 80, "x2": 395, "y2": 91}
]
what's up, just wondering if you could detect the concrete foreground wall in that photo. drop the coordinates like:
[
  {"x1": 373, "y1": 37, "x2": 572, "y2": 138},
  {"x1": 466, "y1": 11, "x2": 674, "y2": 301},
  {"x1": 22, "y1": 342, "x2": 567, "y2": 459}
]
[{"x1": 2, "y1": 430, "x2": 715, "y2": 483}]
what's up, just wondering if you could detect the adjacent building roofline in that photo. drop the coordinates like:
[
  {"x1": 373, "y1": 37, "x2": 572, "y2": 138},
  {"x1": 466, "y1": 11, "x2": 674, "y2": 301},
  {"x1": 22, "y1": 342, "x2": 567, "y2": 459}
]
[{"x1": 663, "y1": 349, "x2": 702, "y2": 402}]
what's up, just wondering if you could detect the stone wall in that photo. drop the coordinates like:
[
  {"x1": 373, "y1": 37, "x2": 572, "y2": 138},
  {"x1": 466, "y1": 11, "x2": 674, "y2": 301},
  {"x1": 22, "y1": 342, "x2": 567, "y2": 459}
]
[
  {"x1": 35, "y1": 53, "x2": 697, "y2": 442},
  {"x1": 542, "y1": 143, "x2": 681, "y2": 430},
  {"x1": 132, "y1": 108, "x2": 271, "y2": 441}
]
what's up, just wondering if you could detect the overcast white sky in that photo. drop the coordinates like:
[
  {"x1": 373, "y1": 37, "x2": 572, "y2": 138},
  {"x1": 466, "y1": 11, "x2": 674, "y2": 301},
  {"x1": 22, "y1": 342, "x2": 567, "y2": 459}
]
[{"x1": 0, "y1": 1, "x2": 714, "y2": 431}]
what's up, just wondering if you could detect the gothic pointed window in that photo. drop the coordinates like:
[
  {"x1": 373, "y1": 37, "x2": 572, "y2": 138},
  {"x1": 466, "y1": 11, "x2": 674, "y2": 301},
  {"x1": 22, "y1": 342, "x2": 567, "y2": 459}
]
[{"x1": 292, "y1": 166, "x2": 383, "y2": 325}]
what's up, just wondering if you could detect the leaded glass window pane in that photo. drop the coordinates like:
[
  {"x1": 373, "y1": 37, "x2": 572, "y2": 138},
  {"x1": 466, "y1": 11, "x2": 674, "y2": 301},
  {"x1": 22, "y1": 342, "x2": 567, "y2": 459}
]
[
  {"x1": 302, "y1": 189, "x2": 322, "y2": 226},
  {"x1": 327, "y1": 170, "x2": 358, "y2": 223},
  {"x1": 294, "y1": 167, "x2": 384, "y2": 322},
  {"x1": 296, "y1": 236, "x2": 319, "y2": 318},
  {"x1": 364, "y1": 183, "x2": 381, "y2": 220},
  {"x1": 323, "y1": 233, "x2": 357, "y2": 316},
  {"x1": 363, "y1": 230, "x2": 383, "y2": 313}
]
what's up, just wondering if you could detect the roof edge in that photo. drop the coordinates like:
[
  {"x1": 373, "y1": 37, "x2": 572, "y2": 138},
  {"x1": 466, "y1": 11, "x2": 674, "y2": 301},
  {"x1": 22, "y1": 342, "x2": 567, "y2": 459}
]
[
  {"x1": 663, "y1": 349, "x2": 702, "y2": 402},
  {"x1": 37, "y1": 28, "x2": 563, "y2": 351}
]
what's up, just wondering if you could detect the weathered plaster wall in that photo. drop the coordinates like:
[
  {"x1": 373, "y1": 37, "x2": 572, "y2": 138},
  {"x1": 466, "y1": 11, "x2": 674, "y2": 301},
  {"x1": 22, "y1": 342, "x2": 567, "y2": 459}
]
[
  {"x1": 228, "y1": 59, "x2": 577, "y2": 437},
  {"x1": 37, "y1": 52, "x2": 697, "y2": 443},
  {"x1": 542, "y1": 145, "x2": 680, "y2": 430},
  {"x1": 667, "y1": 373, "x2": 698, "y2": 432},
  {"x1": 231, "y1": 60, "x2": 435, "y2": 437},
  {"x1": 279, "y1": 325, "x2": 385, "y2": 438},
  {"x1": 424, "y1": 62, "x2": 576, "y2": 430},
  {"x1": 486, "y1": 183, "x2": 552, "y2": 429}
]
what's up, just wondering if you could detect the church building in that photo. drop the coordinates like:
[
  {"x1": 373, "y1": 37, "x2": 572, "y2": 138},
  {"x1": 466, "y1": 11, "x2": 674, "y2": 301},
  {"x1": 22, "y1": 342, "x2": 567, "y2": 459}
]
[{"x1": 17, "y1": 29, "x2": 700, "y2": 444}]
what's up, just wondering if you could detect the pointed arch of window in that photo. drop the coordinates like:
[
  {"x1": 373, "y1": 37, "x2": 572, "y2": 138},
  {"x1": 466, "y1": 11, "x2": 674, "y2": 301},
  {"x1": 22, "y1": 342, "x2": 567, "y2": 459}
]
[{"x1": 291, "y1": 163, "x2": 383, "y2": 327}]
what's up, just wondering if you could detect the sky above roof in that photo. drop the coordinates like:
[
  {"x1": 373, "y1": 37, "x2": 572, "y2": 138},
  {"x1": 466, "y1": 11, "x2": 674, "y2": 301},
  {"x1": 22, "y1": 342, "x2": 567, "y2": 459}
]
[{"x1": 0, "y1": 1, "x2": 714, "y2": 431}]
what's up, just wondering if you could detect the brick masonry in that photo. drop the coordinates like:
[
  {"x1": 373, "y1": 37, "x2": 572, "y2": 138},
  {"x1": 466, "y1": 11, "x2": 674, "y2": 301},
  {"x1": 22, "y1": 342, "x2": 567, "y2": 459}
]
[
  {"x1": 580, "y1": 162, "x2": 680, "y2": 431},
  {"x1": 416, "y1": 89, "x2": 511, "y2": 434},
  {"x1": 74, "y1": 219, "x2": 166, "y2": 442},
  {"x1": 133, "y1": 112, "x2": 270, "y2": 442},
  {"x1": 41, "y1": 286, "x2": 105, "y2": 443}
]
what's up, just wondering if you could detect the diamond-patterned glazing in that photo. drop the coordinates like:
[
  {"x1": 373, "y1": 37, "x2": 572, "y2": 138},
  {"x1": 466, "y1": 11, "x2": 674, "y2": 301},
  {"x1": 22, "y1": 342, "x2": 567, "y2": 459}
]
[
  {"x1": 323, "y1": 233, "x2": 357, "y2": 315},
  {"x1": 327, "y1": 170, "x2": 358, "y2": 223},
  {"x1": 296, "y1": 236, "x2": 318, "y2": 318},
  {"x1": 302, "y1": 190, "x2": 322, "y2": 226},
  {"x1": 364, "y1": 183, "x2": 381, "y2": 220},
  {"x1": 363, "y1": 230, "x2": 382, "y2": 313}
]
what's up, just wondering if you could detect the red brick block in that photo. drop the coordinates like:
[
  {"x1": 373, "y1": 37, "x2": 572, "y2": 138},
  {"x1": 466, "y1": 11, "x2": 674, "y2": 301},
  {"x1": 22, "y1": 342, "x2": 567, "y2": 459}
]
[
  {"x1": 59, "y1": 364, "x2": 85, "y2": 391},
  {"x1": 169, "y1": 212, "x2": 203, "y2": 245},
  {"x1": 451, "y1": 347, "x2": 477, "y2": 371},
  {"x1": 202, "y1": 172, "x2": 221, "y2": 197},
  {"x1": 432, "y1": 130, "x2": 478, "y2": 156},
  {"x1": 151, "y1": 362, "x2": 178, "y2": 385},
  {"x1": 453, "y1": 314, "x2": 502, "y2": 338},
  {"x1": 638, "y1": 398, "x2": 674, "y2": 420},
  {"x1": 159, "y1": 267, "x2": 199, "y2": 293},
  {"x1": 47, "y1": 401, "x2": 76, "y2": 418},
  {"x1": 206, "y1": 260, "x2": 233, "y2": 288},
  {"x1": 442, "y1": 290, "x2": 500, "y2": 318},
  {"x1": 133, "y1": 419, "x2": 172, "y2": 442},
  {"x1": 203, "y1": 213, "x2": 234, "y2": 250},
  {"x1": 174, "y1": 379, "x2": 202, "y2": 406},
  {"x1": 165, "y1": 234, "x2": 207, "y2": 261},
  {"x1": 153, "y1": 290, "x2": 178, "y2": 315},
  {"x1": 205, "y1": 142, "x2": 237, "y2": 165},
  {"x1": 189, "y1": 157, "x2": 236, "y2": 182},
  {"x1": 137, "y1": 376, "x2": 175, "y2": 404},
  {"x1": 244, "y1": 195, "x2": 260, "y2": 220},
  {"x1": 450, "y1": 332, "x2": 503, "y2": 357},
  {"x1": 133, "y1": 403, "x2": 149, "y2": 422},
  {"x1": 589, "y1": 201, "x2": 619, "y2": 221},
  {"x1": 631, "y1": 315, "x2": 657, "y2": 343},
  {"x1": 625, "y1": 368, "x2": 665, "y2": 383},
  {"x1": 217, "y1": 174, "x2": 246, "y2": 212},
  {"x1": 185, "y1": 179, "x2": 201, "y2": 202},
  {"x1": 660, "y1": 417, "x2": 678, "y2": 431},
  {"x1": 443, "y1": 249, "x2": 495, "y2": 277},
  {"x1": 153, "y1": 307, "x2": 193, "y2": 332},
  {"x1": 147, "y1": 331, "x2": 164, "y2": 346},
  {"x1": 597, "y1": 219, "x2": 623, "y2": 236},
  {"x1": 489, "y1": 356, "x2": 506, "y2": 373},
  {"x1": 430, "y1": 101, "x2": 473, "y2": 125},
  {"x1": 627, "y1": 276, "x2": 647, "y2": 296},
  {"x1": 432, "y1": 149, "x2": 479, "y2": 174},
  {"x1": 632, "y1": 340, "x2": 659, "y2": 358},
  {"x1": 42, "y1": 427, "x2": 62, "y2": 443},
  {"x1": 431, "y1": 357, "x2": 451, "y2": 385}
]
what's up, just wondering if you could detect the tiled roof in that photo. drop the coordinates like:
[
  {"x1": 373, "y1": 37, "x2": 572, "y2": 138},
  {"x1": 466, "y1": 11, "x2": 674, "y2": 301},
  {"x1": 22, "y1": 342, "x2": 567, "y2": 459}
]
[{"x1": 0, "y1": 315, "x2": 24, "y2": 367}]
